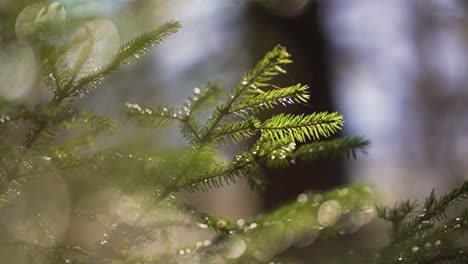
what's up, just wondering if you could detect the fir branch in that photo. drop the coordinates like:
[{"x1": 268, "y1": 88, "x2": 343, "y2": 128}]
[
  {"x1": 126, "y1": 83, "x2": 222, "y2": 144},
  {"x1": 178, "y1": 85, "x2": 224, "y2": 142},
  {"x1": 0, "y1": 177, "x2": 26, "y2": 208},
  {"x1": 211, "y1": 117, "x2": 260, "y2": 143},
  {"x1": 67, "y1": 20, "x2": 181, "y2": 99},
  {"x1": 180, "y1": 150, "x2": 265, "y2": 193},
  {"x1": 229, "y1": 84, "x2": 310, "y2": 115},
  {"x1": 177, "y1": 83, "x2": 225, "y2": 143},
  {"x1": 185, "y1": 82, "x2": 225, "y2": 114},
  {"x1": 200, "y1": 45, "x2": 292, "y2": 142},
  {"x1": 48, "y1": 136, "x2": 102, "y2": 166},
  {"x1": 11, "y1": 101, "x2": 77, "y2": 179},
  {"x1": 23, "y1": 120, "x2": 50, "y2": 149},
  {"x1": 423, "y1": 183, "x2": 468, "y2": 221},
  {"x1": 28, "y1": 124, "x2": 59, "y2": 151},
  {"x1": 382, "y1": 239, "x2": 468, "y2": 264},
  {"x1": 65, "y1": 29, "x2": 96, "y2": 89},
  {"x1": 436, "y1": 208, "x2": 468, "y2": 238},
  {"x1": 179, "y1": 114, "x2": 203, "y2": 143},
  {"x1": 0, "y1": 99, "x2": 36, "y2": 126},
  {"x1": 181, "y1": 166, "x2": 236, "y2": 192},
  {"x1": 376, "y1": 182, "x2": 468, "y2": 264},
  {"x1": 156, "y1": 145, "x2": 224, "y2": 197},
  {"x1": 259, "y1": 112, "x2": 344, "y2": 143},
  {"x1": 107, "y1": 20, "x2": 181, "y2": 72},
  {"x1": 262, "y1": 142, "x2": 297, "y2": 168},
  {"x1": 39, "y1": 45, "x2": 69, "y2": 92},
  {"x1": 49, "y1": 153, "x2": 96, "y2": 170},
  {"x1": 61, "y1": 111, "x2": 116, "y2": 134},
  {"x1": 243, "y1": 164, "x2": 267, "y2": 192},
  {"x1": 183, "y1": 164, "x2": 265, "y2": 193},
  {"x1": 395, "y1": 182, "x2": 468, "y2": 243},
  {"x1": 177, "y1": 137, "x2": 367, "y2": 192},
  {"x1": 126, "y1": 103, "x2": 181, "y2": 127},
  {"x1": 377, "y1": 200, "x2": 419, "y2": 242},
  {"x1": 50, "y1": 149, "x2": 163, "y2": 170},
  {"x1": 294, "y1": 136, "x2": 370, "y2": 160},
  {"x1": 21, "y1": 99, "x2": 78, "y2": 151}
]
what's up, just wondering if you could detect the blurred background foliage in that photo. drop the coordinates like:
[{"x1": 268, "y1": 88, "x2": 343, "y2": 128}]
[{"x1": 0, "y1": 0, "x2": 467, "y2": 263}]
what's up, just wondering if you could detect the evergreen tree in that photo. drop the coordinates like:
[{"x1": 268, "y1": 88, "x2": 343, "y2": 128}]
[{"x1": 0, "y1": 2, "x2": 467, "y2": 264}]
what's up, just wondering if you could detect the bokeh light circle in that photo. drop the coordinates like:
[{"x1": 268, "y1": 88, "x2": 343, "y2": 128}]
[
  {"x1": 317, "y1": 200, "x2": 342, "y2": 227},
  {"x1": 0, "y1": 173, "x2": 71, "y2": 248},
  {"x1": 65, "y1": 19, "x2": 120, "y2": 78},
  {"x1": 220, "y1": 236, "x2": 247, "y2": 259},
  {"x1": 0, "y1": 43, "x2": 37, "y2": 99}
]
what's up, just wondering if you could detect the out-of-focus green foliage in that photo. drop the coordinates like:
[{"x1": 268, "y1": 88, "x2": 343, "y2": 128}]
[{"x1": 1, "y1": 2, "x2": 467, "y2": 264}]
